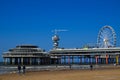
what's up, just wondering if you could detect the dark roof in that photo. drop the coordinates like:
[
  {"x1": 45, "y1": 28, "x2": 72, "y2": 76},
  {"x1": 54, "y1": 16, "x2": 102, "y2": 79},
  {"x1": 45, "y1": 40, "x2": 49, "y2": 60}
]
[{"x1": 16, "y1": 44, "x2": 38, "y2": 48}]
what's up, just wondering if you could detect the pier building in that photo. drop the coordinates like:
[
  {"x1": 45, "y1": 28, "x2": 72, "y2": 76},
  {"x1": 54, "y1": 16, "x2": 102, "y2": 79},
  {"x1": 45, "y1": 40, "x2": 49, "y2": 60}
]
[
  {"x1": 2, "y1": 45, "x2": 50, "y2": 65},
  {"x1": 50, "y1": 47, "x2": 120, "y2": 65}
]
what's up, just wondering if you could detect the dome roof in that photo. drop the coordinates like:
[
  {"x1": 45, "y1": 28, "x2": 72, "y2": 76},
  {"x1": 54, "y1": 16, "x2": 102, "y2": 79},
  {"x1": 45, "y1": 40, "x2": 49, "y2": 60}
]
[{"x1": 52, "y1": 35, "x2": 60, "y2": 41}]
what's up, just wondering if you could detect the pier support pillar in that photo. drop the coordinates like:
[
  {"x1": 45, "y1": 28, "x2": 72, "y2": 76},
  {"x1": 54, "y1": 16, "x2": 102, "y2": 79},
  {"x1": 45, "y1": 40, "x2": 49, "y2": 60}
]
[
  {"x1": 59, "y1": 57, "x2": 62, "y2": 64},
  {"x1": 38, "y1": 58, "x2": 40, "y2": 65},
  {"x1": 79, "y1": 56, "x2": 81, "y2": 64},
  {"x1": 30, "y1": 58, "x2": 32, "y2": 65},
  {"x1": 10, "y1": 58, "x2": 12, "y2": 64},
  {"x1": 4, "y1": 58, "x2": 7, "y2": 65},
  {"x1": 64, "y1": 56, "x2": 66, "y2": 64},
  {"x1": 96, "y1": 56, "x2": 98, "y2": 64},
  {"x1": 21, "y1": 57, "x2": 23, "y2": 65},
  {"x1": 72, "y1": 56, "x2": 74, "y2": 64},
  {"x1": 106, "y1": 54, "x2": 108, "y2": 64},
  {"x1": 80, "y1": 56, "x2": 82, "y2": 64},
  {"x1": 12, "y1": 58, "x2": 15, "y2": 65},
  {"x1": 68, "y1": 56, "x2": 70, "y2": 64},
  {"x1": 116, "y1": 55, "x2": 119, "y2": 65},
  {"x1": 90, "y1": 56, "x2": 92, "y2": 64}
]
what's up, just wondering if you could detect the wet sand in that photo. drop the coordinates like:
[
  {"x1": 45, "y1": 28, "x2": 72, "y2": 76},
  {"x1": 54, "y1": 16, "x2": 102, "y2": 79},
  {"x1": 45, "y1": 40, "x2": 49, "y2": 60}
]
[{"x1": 0, "y1": 68, "x2": 120, "y2": 80}]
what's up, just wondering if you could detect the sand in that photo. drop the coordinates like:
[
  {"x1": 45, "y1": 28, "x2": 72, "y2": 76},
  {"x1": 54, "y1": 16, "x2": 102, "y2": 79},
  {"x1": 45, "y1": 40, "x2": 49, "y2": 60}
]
[{"x1": 0, "y1": 69, "x2": 120, "y2": 80}]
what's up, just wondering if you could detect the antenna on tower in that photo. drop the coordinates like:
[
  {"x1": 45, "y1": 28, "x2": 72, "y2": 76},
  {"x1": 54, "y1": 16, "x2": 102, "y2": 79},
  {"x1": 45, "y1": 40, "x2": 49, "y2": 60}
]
[{"x1": 52, "y1": 29, "x2": 68, "y2": 35}]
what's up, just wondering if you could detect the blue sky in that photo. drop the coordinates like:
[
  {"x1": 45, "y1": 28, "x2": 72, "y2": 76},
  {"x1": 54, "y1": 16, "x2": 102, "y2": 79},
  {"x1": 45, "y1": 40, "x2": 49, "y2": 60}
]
[{"x1": 0, "y1": 0, "x2": 120, "y2": 61}]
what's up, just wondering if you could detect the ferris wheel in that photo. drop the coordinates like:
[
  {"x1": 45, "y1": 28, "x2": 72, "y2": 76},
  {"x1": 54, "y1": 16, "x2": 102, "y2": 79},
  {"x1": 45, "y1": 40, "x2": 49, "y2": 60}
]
[{"x1": 97, "y1": 25, "x2": 116, "y2": 48}]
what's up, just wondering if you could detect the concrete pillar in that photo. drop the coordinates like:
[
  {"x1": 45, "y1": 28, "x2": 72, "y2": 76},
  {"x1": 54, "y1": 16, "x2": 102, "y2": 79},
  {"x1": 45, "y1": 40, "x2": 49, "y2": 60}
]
[
  {"x1": 15, "y1": 58, "x2": 18, "y2": 65},
  {"x1": 96, "y1": 56, "x2": 98, "y2": 64},
  {"x1": 60, "y1": 56, "x2": 62, "y2": 64},
  {"x1": 26, "y1": 58, "x2": 28, "y2": 65},
  {"x1": 21, "y1": 57, "x2": 23, "y2": 65},
  {"x1": 4, "y1": 58, "x2": 7, "y2": 65},
  {"x1": 85, "y1": 56, "x2": 87, "y2": 64},
  {"x1": 44, "y1": 58, "x2": 46, "y2": 64},
  {"x1": 30, "y1": 58, "x2": 32, "y2": 65},
  {"x1": 38, "y1": 58, "x2": 40, "y2": 65},
  {"x1": 42, "y1": 58, "x2": 44, "y2": 64},
  {"x1": 17, "y1": 58, "x2": 19, "y2": 64},
  {"x1": 80, "y1": 56, "x2": 82, "y2": 64},
  {"x1": 90, "y1": 56, "x2": 92, "y2": 64},
  {"x1": 79, "y1": 56, "x2": 80, "y2": 64},
  {"x1": 88, "y1": 56, "x2": 90, "y2": 64},
  {"x1": 68, "y1": 56, "x2": 70, "y2": 64},
  {"x1": 116, "y1": 55, "x2": 119, "y2": 65},
  {"x1": 59, "y1": 58, "x2": 61, "y2": 64},
  {"x1": 12, "y1": 58, "x2": 15, "y2": 65},
  {"x1": 72, "y1": 56, "x2": 74, "y2": 64},
  {"x1": 64, "y1": 56, "x2": 66, "y2": 64},
  {"x1": 10, "y1": 58, "x2": 12, "y2": 64},
  {"x1": 18, "y1": 58, "x2": 20, "y2": 64},
  {"x1": 106, "y1": 54, "x2": 108, "y2": 64},
  {"x1": 41, "y1": 58, "x2": 43, "y2": 64},
  {"x1": 83, "y1": 56, "x2": 85, "y2": 64}
]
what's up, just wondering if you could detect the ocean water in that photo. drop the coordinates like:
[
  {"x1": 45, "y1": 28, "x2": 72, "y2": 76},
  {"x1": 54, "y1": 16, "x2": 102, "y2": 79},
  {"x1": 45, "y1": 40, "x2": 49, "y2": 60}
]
[
  {"x1": 0, "y1": 66, "x2": 17, "y2": 74},
  {"x1": 0, "y1": 65, "x2": 92, "y2": 74}
]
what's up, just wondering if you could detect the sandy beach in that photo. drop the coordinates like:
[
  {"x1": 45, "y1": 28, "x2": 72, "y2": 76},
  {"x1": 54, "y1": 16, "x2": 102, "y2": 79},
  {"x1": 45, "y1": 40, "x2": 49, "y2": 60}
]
[{"x1": 0, "y1": 68, "x2": 120, "y2": 80}]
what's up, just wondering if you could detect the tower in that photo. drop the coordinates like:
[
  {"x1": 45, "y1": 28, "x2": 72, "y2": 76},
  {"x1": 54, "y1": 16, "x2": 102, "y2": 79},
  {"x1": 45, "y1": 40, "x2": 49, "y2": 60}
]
[
  {"x1": 52, "y1": 34, "x2": 60, "y2": 49},
  {"x1": 52, "y1": 29, "x2": 68, "y2": 49}
]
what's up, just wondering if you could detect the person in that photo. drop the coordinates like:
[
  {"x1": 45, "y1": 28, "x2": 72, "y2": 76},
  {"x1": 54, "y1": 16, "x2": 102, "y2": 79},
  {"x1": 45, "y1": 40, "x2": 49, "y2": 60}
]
[
  {"x1": 69, "y1": 64, "x2": 72, "y2": 69},
  {"x1": 90, "y1": 64, "x2": 93, "y2": 70},
  {"x1": 23, "y1": 65, "x2": 26, "y2": 74},
  {"x1": 18, "y1": 64, "x2": 21, "y2": 74}
]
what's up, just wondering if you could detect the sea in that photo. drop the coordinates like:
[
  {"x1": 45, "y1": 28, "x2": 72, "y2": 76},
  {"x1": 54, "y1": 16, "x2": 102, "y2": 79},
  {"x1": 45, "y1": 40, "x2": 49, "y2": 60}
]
[{"x1": 0, "y1": 64, "x2": 92, "y2": 74}]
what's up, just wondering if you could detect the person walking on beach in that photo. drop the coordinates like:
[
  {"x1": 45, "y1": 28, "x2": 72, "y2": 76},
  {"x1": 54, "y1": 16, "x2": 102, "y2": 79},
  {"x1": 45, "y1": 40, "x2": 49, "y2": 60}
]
[
  {"x1": 18, "y1": 64, "x2": 21, "y2": 74},
  {"x1": 69, "y1": 64, "x2": 72, "y2": 69},
  {"x1": 23, "y1": 65, "x2": 26, "y2": 74},
  {"x1": 90, "y1": 64, "x2": 93, "y2": 70}
]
